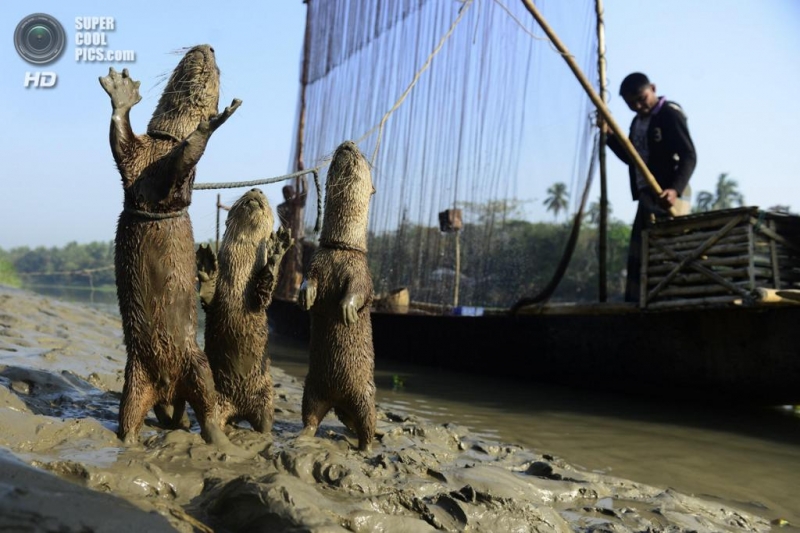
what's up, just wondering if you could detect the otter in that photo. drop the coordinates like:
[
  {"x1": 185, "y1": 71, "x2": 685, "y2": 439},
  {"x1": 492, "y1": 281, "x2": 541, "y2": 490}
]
[
  {"x1": 196, "y1": 188, "x2": 293, "y2": 433},
  {"x1": 99, "y1": 45, "x2": 241, "y2": 446},
  {"x1": 298, "y1": 140, "x2": 376, "y2": 451}
]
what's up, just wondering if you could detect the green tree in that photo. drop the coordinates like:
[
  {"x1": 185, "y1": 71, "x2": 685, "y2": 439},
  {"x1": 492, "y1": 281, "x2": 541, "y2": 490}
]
[
  {"x1": 0, "y1": 256, "x2": 21, "y2": 288},
  {"x1": 693, "y1": 173, "x2": 745, "y2": 212},
  {"x1": 543, "y1": 182, "x2": 569, "y2": 221}
]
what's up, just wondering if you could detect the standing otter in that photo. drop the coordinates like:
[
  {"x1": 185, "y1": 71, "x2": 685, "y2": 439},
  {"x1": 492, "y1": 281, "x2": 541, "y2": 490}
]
[
  {"x1": 196, "y1": 188, "x2": 293, "y2": 433},
  {"x1": 99, "y1": 45, "x2": 241, "y2": 446},
  {"x1": 298, "y1": 140, "x2": 376, "y2": 451}
]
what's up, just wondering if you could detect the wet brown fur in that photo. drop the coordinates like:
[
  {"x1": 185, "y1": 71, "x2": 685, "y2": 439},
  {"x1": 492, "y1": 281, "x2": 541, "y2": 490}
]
[
  {"x1": 104, "y1": 45, "x2": 231, "y2": 444},
  {"x1": 300, "y1": 141, "x2": 376, "y2": 451},
  {"x1": 198, "y1": 188, "x2": 290, "y2": 433}
]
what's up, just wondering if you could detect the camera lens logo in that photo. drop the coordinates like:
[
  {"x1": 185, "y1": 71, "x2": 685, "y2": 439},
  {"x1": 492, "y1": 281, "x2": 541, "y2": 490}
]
[{"x1": 14, "y1": 13, "x2": 66, "y2": 65}]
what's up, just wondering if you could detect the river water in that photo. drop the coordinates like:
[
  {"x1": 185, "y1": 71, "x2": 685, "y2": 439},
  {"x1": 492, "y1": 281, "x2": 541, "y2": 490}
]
[
  {"x1": 270, "y1": 333, "x2": 800, "y2": 528},
  {"x1": 28, "y1": 285, "x2": 800, "y2": 527}
]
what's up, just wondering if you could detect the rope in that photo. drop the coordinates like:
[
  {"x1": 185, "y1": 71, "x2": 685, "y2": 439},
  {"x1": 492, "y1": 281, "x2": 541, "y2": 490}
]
[
  {"x1": 193, "y1": 167, "x2": 319, "y2": 191},
  {"x1": 360, "y1": 0, "x2": 475, "y2": 163},
  {"x1": 123, "y1": 207, "x2": 187, "y2": 220},
  {"x1": 194, "y1": 167, "x2": 324, "y2": 233},
  {"x1": 491, "y1": 0, "x2": 569, "y2": 57},
  {"x1": 312, "y1": 169, "x2": 322, "y2": 233}
]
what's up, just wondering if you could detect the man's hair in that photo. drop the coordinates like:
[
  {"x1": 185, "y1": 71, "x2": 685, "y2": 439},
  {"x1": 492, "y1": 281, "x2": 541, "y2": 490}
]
[{"x1": 619, "y1": 72, "x2": 650, "y2": 97}]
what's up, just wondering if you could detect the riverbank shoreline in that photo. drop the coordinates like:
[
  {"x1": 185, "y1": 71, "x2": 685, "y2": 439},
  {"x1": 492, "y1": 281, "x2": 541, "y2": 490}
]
[{"x1": 0, "y1": 285, "x2": 780, "y2": 531}]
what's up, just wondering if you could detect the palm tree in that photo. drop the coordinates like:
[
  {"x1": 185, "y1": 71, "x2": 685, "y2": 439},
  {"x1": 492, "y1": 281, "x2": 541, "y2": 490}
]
[
  {"x1": 693, "y1": 191, "x2": 714, "y2": 213},
  {"x1": 711, "y1": 173, "x2": 744, "y2": 209},
  {"x1": 692, "y1": 173, "x2": 745, "y2": 213},
  {"x1": 544, "y1": 182, "x2": 569, "y2": 220},
  {"x1": 585, "y1": 200, "x2": 613, "y2": 225}
]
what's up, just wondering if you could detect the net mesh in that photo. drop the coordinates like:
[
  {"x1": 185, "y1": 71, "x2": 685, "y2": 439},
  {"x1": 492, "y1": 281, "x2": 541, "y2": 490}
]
[{"x1": 293, "y1": 0, "x2": 599, "y2": 307}]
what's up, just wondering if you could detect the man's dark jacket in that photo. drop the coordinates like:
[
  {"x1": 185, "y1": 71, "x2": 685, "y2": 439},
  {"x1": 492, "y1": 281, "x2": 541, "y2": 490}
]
[{"x1": 607, "y1": 100, "x2": 697, "y2": 200}]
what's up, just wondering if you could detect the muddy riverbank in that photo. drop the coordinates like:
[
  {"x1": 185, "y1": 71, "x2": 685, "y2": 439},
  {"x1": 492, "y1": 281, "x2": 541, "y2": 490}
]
[{"x1": 0, "y1": 285, "x2": 785, "y2": 532}]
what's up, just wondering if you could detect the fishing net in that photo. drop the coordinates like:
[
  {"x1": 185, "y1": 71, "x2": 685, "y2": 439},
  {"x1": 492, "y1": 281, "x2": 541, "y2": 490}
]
[{"x1": 292, "y1": 0, "x2": 599, "y2": 308}]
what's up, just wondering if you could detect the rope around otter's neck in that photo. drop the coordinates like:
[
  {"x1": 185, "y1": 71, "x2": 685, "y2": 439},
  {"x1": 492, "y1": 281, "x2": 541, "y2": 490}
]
[
  {"x1": 123, "y1": 206, "x2": 188, "y2": 220},
  {"x1": 147, "y1": 129, "x2": 183, "y2": 143},
  {"x1": 319, "y1": 240, "x2": 367, "y2": 254}
]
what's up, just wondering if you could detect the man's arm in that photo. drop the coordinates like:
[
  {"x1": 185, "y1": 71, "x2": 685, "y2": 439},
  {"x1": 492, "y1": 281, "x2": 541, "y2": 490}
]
[
  {"x1": 662, "y1": 104, "x2": 697, "y2": 196},
  {"x1": 604, "y1": 123, "x2": 633, "y2": 165}
]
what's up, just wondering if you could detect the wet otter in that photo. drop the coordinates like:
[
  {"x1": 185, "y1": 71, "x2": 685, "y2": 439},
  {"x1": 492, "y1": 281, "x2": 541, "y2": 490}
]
[
  {"x1": 99, "y1": 45, "x2": 241, "y2": 445},
  {"x1": 298, "y1": 140, "x2": 376, "y2": 451},
  {"x1": 196, "y1": 188, "x2": 293, "y2": 432}
]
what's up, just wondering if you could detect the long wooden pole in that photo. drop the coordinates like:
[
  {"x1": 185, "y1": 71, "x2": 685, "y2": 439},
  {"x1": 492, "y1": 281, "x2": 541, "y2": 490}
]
[
  {"x1": 519, "y1": 0, "x2": 677, "y2": 217},
  {"x1": 595, "y1": 0, "x2": 608, "y2": 302},
  {"x1": 215, "y1": 193, "x2": 221, "y2": 253},
  {"x1": 295, "y1": 0, "x2": 312, "y2": 176}
]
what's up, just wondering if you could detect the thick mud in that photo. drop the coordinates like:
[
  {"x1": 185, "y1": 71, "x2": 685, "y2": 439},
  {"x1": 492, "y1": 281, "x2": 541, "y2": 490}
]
[{"x1": 0, "y1": 285, "x2": 777, "y2": 532}]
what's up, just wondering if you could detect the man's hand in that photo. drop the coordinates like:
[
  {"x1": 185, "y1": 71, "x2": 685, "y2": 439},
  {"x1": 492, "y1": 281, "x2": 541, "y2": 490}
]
[{"x1": 659, "y1": 188, "x2": 678, "y2": 209}]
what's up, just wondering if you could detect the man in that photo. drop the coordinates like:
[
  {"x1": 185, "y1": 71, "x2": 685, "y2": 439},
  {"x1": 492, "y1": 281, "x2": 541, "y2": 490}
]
[
  {"x1": 606, "y1": 72, "x2": 697, "y2": 302},
  {"x1": 276, "y1": 179, "x2": 307, "y2": 300}
]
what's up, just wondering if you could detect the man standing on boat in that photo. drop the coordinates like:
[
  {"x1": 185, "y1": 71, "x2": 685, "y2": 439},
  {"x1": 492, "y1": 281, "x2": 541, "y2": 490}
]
[{"x1": 606, "y1": 72, "x2": 697, "y2": 302}]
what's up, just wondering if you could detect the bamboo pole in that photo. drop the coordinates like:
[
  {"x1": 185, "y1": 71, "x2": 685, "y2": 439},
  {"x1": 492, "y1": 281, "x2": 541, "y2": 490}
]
[
  {"x1": 295, "y1": 0, "x2": 312, "y2": 177},
  {"x1": 453, "y1": 231, "x2": 461, "y2": 307},
  {"x1": 519, "y1": 0, "x2": 677, "y2": 217},
  {"x1": 595, "y1": 0, "x2": 608, "y2": 302},
  {"x1": 215, "y1": 193, "x2": 221, "y2": 253}
]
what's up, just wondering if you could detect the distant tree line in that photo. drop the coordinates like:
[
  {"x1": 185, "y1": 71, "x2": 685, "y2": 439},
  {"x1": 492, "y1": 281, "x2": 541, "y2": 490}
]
[
  {"x1": 0, "y1": 241, "x2": 115, "y2": 290},
  {"x1": 368, "y1": 199, "x2": 632, "y2": 307},
  {"x1": 692, "y1": 172, "x2": 793, "y2": 214},
  {"x1": 1, "y1": 210, "x2": 632, "y2": 307}
]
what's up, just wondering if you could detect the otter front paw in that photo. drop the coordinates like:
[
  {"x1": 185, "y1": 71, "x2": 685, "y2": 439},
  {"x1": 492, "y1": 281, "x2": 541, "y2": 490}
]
[
  {"x1": 298, "y1": 279, "x2": 317, "y2": 310},
  {"x1": 196, "y1": 244, "x2": 218, "y2": 306},
  {"x1": 269, "y1": 227, "x2": 294, "y2": 264},
  {"x1": 209, "y1": 98, "x2": 243, "y2": 132},
  {"x1": 99, "y1": 67, "x2": 142, "y2": 110},
  {"x1": 341, "y1": 293, "x2": 363, "y2": 326}
]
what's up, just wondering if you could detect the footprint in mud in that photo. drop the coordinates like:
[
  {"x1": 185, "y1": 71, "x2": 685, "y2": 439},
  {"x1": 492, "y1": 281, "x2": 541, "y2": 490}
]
[{"x1": 0, "y1": 366, "x2": 121, "y2": 430}]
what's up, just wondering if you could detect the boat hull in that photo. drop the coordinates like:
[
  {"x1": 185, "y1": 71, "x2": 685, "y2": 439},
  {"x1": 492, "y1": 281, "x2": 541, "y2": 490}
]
[{"x1": 269, "y1": 298, "x2": 800, "y2": 404}]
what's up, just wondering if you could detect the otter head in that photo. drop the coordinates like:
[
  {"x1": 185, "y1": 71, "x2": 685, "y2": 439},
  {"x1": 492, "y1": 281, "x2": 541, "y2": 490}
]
[
  {"x1": 221, "y1": 188, "x2": 273, "y2": 254},
  {"x1": 320, "y1": 140, "x2": 374, "y2": 251},
  {"x1": 147, "y1": 44, "x2": 220, "y2": 141}
]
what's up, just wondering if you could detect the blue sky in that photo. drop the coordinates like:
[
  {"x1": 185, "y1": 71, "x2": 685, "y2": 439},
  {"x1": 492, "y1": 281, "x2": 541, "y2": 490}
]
[{"x1": 1, "y1": 0, "x2": 798, "y2": 249}]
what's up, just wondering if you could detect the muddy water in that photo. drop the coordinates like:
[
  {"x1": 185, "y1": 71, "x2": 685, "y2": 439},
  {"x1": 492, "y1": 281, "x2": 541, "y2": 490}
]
[
  {"x1": 271, "y1": 333, "x2": 800, "y2": 527},
  {"x1": 27, "y1": 286, "x2": 799, "y2": 527}
]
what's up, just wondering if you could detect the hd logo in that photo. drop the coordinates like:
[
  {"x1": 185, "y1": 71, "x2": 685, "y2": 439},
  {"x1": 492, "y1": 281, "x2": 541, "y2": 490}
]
[{"x1": 14, "y1": 13, "x2": 66, "y2": 89}]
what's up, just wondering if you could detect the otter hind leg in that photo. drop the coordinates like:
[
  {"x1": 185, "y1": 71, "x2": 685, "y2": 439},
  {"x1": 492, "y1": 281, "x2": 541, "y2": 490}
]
[
  {"x1": 333, "y1": 406, "x2": 357, "y2": 434},
  {"x1": 154, "y1": 400, "x2": 189, "y2": 430},
  {"x1": 301, "y1": 388, "x2": 331, "y2": 438},
  {"x1": 249, "y1": 375, "x2": 274, "y2": 434},
  {"x1": 249, "y1": 408, "x2": 274, "y2": 434},
  {"x1": 118, "y1": 365, "x2": 156, "y2": 444},
  {"x1": 182, "y1": 352, "x2": 232, "y2": 448},
  {"x1": 347, "y1": 395, "x2": 376, "y2": 452},
  {"x1": 248, "y1": 393, "x2": 274, "y2": 434}
]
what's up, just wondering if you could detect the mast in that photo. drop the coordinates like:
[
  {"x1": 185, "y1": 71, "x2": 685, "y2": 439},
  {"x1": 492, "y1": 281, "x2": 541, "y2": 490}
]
[
  {"x1": 596, "y1": 0, "x2": 608, "y2": 302},
  {"x1": 295, "y1": 0, "x2": 312, "y2": 176},
  {"x1": 277, "y1": 0, "x2": 313, "y2": 301},
  {"x1": 518, "y1": 0, "x2": 677, "y2": 217}
]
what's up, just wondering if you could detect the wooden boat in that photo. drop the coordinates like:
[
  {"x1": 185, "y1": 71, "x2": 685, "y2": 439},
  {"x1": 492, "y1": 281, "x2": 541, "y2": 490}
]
[
  {"x1": 265, "y1": 3, "x2": 799, "y2": 405},
  {"x1": 270, "y1": 206, "x2": 800, "y2": 405}
]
